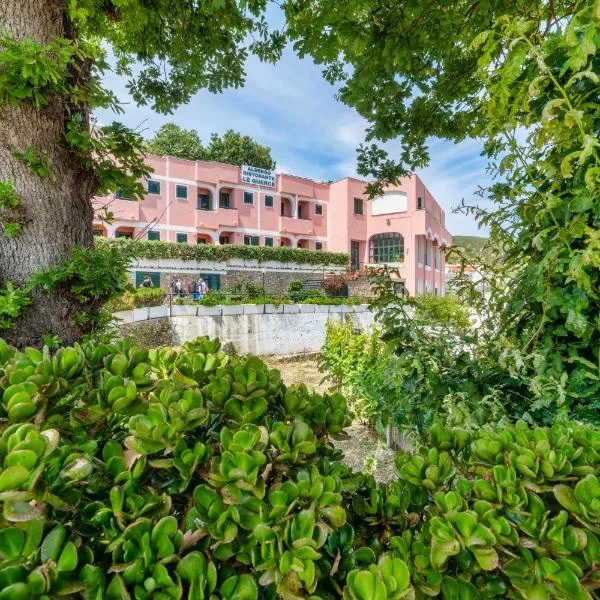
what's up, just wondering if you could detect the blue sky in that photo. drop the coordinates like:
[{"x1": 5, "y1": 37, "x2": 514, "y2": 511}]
[{"x1": 97, "y1": 43, "x2": 491, "y2": 236}]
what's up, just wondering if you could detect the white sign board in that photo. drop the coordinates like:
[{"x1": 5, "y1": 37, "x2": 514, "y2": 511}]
[
  {"x1": 242, "y1": 165, "x2": 276, "y2": 188},
  {"x1": 372, "y1": 191, "x2": 407, "y2": 215}
]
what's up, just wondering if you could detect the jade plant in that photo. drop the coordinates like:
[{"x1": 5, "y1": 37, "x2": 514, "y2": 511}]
[{"x1": 0, "y1": 336, "x2": 600, "y2": 599}]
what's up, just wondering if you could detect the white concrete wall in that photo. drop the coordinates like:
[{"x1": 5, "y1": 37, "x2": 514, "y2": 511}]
[{"x1": 114, "y1": 304, "x2": 374, "y2": 355}]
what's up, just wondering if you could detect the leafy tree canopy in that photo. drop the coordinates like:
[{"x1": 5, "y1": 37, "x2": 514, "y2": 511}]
[
  {"x1": 144, "y1": 124, "x2": 204, "y2": 161},
  {"x1": 145, "y1": 124, "x2": 276, "y2": 169},
  {"x1": 203, "y1": 129, "x2": 276, "y2": 170}
]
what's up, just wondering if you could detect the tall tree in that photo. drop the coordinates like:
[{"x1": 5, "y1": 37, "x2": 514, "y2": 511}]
[
  {"x1": 203, "y1": 129, "x2": 276, "y2": 169},
  {"x1": 284, "y1": 0, "x2": 600, "y2": 418},
  {"x1": 145, "y1": 124, "x2": 276, "y2": 168},
  {"x1": 0, "y1": 1, "x2": 284, "y2": 346},
  {"x1": 145, "y1": 123, "x2": 204, "y2": 161}
]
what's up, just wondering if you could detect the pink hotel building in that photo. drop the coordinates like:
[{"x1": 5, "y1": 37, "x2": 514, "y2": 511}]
[{"x1": 92, "y1": 155, "x2": 452, "y2": 296}]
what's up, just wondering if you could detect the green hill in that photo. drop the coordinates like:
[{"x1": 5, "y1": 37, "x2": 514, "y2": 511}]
[{"x1": 446, "y1": 235, "x2": 492, "y2": 263}]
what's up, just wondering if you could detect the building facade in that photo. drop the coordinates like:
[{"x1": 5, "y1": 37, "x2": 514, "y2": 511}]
[{"x1": 92, "y1": 155, "x2": 452, "y2": 296}]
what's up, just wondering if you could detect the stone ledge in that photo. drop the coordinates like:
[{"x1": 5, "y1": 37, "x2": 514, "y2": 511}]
[
  {"x1": 298, "y1": 304, "x2": 315, "y2": 313},
  {"x1": 264, "y1": 304, "x2": 285, "y2": 314},
  {"x1": 171, "y1": 305, "x2": 197, "y2": 317},
  {"x1": 221, "y1": 305, "x2": 244, "y2": 316},
  {"x1": 148, "y1": 305, "x2": 169, "y2": 319},
  {"x1": 132, "y1": 307, "x2": 149, "y2": 321},
  {"x1": 242, "y1": 304, "x2": 264, "y2": 315},
  {"x1": 197, "y1": 306, "x2": 222, "y2": 317},
  {"x1": 283, "y1": 304, "x2": 301, "y2": 314}
]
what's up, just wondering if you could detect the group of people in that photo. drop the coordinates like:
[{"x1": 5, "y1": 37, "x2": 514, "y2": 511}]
[{"x1": 139, "y1": 274, "x2": 209, "y2": 300}]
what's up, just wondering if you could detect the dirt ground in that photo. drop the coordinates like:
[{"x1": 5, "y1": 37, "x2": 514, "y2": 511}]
[{"x1": 261, "y1": 354, "x2": 397, "y2": 483}]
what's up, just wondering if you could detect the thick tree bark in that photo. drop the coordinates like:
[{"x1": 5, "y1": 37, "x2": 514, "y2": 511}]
[{"x1": 0, "y1": 0, "x2": 97, "y2": 347}]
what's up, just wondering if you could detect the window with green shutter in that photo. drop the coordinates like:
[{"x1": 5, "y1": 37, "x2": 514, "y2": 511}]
[
  {"x1": 264, "y1": 237, "x2": 274, "y2": 247},
  {"x1": 147, "y1": 180, "x2": 161, "y2": 195},
  {"x1": 219, "y1": 192, "x2": 230, "y2": 208},
  {"x1": 176, "y1": 233, "x2": 188, "y2": 243},
  {"x1": 264, "y1": 195, "x2": 274, "y2": 208},
  {"x1": 353, "y1": 197, "x2": 363, "y2": 215},
  {"x1": 244, "y1": 191, "x2": 254, "y2": 204},
  {"x1": 176, "y1": 185, "x2": 187, "y2": 199},
  {"x1": 148, "y1": 230, "x2": 160, "y2": 241}
]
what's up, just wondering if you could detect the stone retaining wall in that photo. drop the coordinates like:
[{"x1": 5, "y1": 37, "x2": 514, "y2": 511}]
[{"x1": 114, "y1": 304, "x2": 373, "y2": 355}]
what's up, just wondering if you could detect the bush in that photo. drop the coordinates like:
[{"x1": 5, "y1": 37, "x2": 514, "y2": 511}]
[
  {"x1": 106, "y1": 286, "x2": 166, "y2": 312},
  {"x1": 288, "y1": 279, "x2": 306, "y2": 302},
  {"x1": 96, "y1": 237, "x2": 349, "y2": 266},
  {"x1": 0, "y1": 335, "x2": 599, "y2": 599},
  {"x1": 321, "y1": 274, "x2": 349, "y2": 297}
]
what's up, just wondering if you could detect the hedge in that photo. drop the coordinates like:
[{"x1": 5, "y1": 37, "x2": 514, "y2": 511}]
[
  {"x1": 1, "y1": 335, "x2": 600, "y2": 599},
  {"x1": 95, "y1": 237, "x2": 350, "y2": 266}
]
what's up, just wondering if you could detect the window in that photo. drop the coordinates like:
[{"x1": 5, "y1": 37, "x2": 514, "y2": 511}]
[
  {"x1": 435, "y1": 247, "x2": 441, "y2": 269},
  {"x1": 219, "y1": 235, "x2": 230, "y2": 245},
  {"x1": 298, "y1": 205, "x2": 303, "y2": 219},
  {"x1": 417, "y1": 237, "x2": 424, "y2": 264},
  {"x1": 315, "y1": 242, "x2": 323, "y2": 250},
  {"x1": 353, "y1": 198, "x2": 364, "y2": 215},
  {"x1": 264, "y1": 237, "x2": 274, "y2": 247},
  {"x1": 244, "y1": 235, "x2": 259, "y2": 246},
  {"x1": 135, "y1": 272, "x2": 160, "y2": 288},
  {"x1": 351, "y1": 241, "x2": 360, "y2": 269},
  {"x1": 175, "y1": 185, "x2": 187, "y2": 199},
  {"x1": 93, "y1": 228, "x2": 103, "y2": 237},
  {"x1": 197, "y1": 193, "x2": 211, "y2": 210},
  {"x1": 264, "y1": 195, "x2": 274, "y2": 208},
  {"x1": 315, "y1": 204, "x2": 323, "y2": 215},
  {"x1": 176, "y1": 233, "x2": 188, "y2": 243},
  {"x1": 115, "y1": 231, "x2": 132, "y2": 239},
  {"x1": 148, "y1": 230, "x2": 160, "y2": 241},
  {"x1": 425, "y1": 240, "x2": 431, "y2": 267},
  {"x1": 115, "y1": 189, "x2": 133, "y2": 200},
  {"x1": 417, "y1": 196, "x2": 424, "y2": 209},
  {"x1": 369, "y1": 233, "x2": 404, "y2": 263},
  {"x1": 219, "y1": 192, "x2": 230, "y2": 209},
  {"x1": 147, "y1": 180, "x2": 161, "y2": 195},
  {"x1": 434, "y1": 287, "x2": 439, "y2": 296},
  {"x1": 417, "y1": 279, "x2": 424, "y2": 294},
  {"x1": 244, "y1": 191, "x2": 254, "y2": 204},
  {"x1": 280, "y1": 202, "x2": 285, "y2": 217}
]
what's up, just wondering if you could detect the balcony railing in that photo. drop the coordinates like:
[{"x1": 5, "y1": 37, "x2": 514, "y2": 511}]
[
  {"x1": 279, "y1": 216, "x2": 314, "y2": 236},
  {"x1": 195, "y1": 208, "x2": 239, "y2": 229}
]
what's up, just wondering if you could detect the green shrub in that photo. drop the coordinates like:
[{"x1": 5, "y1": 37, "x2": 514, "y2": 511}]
[
  {"x1": 0, "y1": 336, "x2": 599, "y2": 599},
  {"x1": 288, "y1": 279, "x2": 306, "y2": 302},
  {"x1": 95, "y1": 237, "x2": 349, "y2": 266},
  {"x1": 106, "y1": 286, "x2": 166, "y2": 312}
]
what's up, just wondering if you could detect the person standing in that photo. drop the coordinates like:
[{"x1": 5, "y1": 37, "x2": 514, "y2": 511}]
[
  {"x1": 189, "y1": 278, "x2": 199, "y2": 300},
  {"x1": 140, "y1": 274, "x2": 153, "y2": 288},
  {"x1": 198, "y1": 277, "x2": 208, "y2": 299}
]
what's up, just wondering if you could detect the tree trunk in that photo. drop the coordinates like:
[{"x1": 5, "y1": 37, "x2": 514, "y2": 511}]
[{"x1": 0, "y1": 0, "x2": 97, "y2": 348}]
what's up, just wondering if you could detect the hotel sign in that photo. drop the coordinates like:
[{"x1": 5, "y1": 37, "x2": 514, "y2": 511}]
[{"x1": 241, "y1": 165, "x2": 276, "y2": 188}]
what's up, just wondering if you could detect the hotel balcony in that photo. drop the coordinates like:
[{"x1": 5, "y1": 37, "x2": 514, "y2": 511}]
[
  {"x1": 93, "y1": 197, "x2": 140, "y2": 222},
  {"x1": 279, "y1": 216, "x2": 314, "y2": 236},
  {"x1": 196, "y1": 208, "x2": 238, "y2": 229}
]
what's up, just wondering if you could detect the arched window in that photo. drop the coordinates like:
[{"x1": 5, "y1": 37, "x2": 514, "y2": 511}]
[{"x1": 369, "y1": 233, "x2": 404, "y2": 263}]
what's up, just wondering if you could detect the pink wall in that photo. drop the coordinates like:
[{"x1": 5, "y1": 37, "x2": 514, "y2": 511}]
[{"x1": 92, "y1": 154, "x2": 451, "y2": 294}]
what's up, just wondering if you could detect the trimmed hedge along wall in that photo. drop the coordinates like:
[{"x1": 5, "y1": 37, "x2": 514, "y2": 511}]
[
  {"x1": 1, "y1": 336, "x2": 600, "y2": 599},
  {"x1": 95, "y1": 237, "x2": 350, "y2": 266}
]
